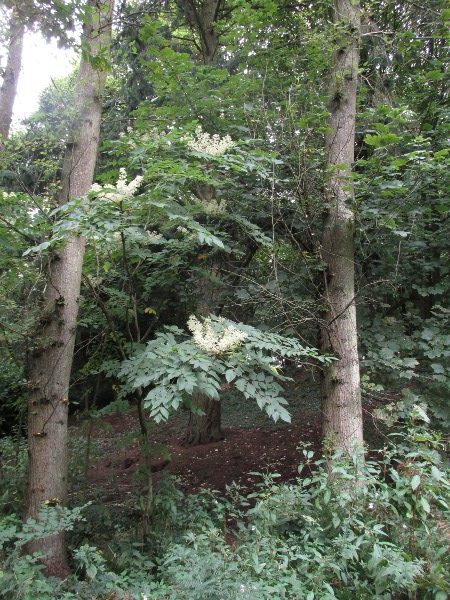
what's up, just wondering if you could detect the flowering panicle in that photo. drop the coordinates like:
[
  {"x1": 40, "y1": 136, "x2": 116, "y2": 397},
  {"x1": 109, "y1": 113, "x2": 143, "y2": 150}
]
[
  {"x1": 201, "y1": 198, "x2": 227, "y2": 216},
  {"x1": 90, "y1": 168, "x2": 143, "y2": 202},
  {"x1": 184, "y1": 126, "x2": 235, "y2": 156},
  {"x1": 176, "y1": 226, "x2": 197, "y2": 240},
  {"x1": 187, "y1": 315, "x2": 247, "y2": 354},
  {"x1": 145, "y1": 230, "x2": 163, "y2": 243}
]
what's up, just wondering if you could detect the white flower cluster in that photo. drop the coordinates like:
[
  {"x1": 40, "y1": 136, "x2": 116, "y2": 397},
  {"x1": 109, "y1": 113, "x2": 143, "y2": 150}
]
[
  {"x1": 176, "y1": 225, "x2": 197, "y2": 240},
  {"x1": 201, "y1": 198, "x2": 227, "y2": 216},
  {"x1": 185, "y1": 126, "x2": 235, "y2": 156},
  {"x1": 145, "y1": 230, "x2": 163, "y2": 243},
  {"x1": 187, "y1": 315, "x2": 247, "y2": 354},
  {"x1": 90, "y1": 168, "x2": 143, "y2": 202}
]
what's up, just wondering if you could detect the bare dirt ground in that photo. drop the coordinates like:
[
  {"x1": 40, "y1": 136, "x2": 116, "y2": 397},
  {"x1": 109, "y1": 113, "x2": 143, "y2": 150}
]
[
  {"x1": 69, "y1": 378, "x2": 325, "y2": 503},
  {"x1": 83, "y1": 412, "x2": 321, "y2": 501}
]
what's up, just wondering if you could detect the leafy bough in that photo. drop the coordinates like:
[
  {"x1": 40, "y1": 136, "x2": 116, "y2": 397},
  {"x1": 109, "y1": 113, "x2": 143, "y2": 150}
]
[{"x1": 117, "y1": 316, "x2": 335, "y2": 424}]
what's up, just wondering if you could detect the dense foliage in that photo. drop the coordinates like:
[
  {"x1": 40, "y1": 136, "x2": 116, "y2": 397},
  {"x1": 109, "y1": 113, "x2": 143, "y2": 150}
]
[
  {"x1": 1, "y1": 416, "x2": 449, "y2": 598},
  {"x1": 0, "y1": 0, "x2": 449, "y2": 596}
]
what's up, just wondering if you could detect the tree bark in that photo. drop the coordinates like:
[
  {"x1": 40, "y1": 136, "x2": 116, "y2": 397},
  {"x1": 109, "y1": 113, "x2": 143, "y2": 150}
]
[
  {"x1": 182, "y1": 0, "x2": 222, "y2": 65},
  {"x1": 0, "y1": 9, "x2": 25, "y2": 142},
  {"x1": 24, "y1": 0, "x2": 114, "y2": 577},
  {"x1": 183, "y1": 252, "x2": 224, "y2": 446},
  {"x1": 183, "y1": 392, "x2": 223, "y2": 445},
  {"x1": 180, "y1": 0, "x2": 223, "y2": 443},
  {"x1": 320, "y1": 0, "x2": 364, "y2": 455}
]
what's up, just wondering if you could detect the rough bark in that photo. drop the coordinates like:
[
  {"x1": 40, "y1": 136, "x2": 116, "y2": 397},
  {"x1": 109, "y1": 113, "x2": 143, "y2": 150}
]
[
  {"x1": 320, "y1": 0, "x2": 364, "y2": 455},
  {"x1": 0, "y1": 10, "x2": 25, "y2": 142},
  {"x1": 180, "y1": 0, "x2": 222, "y2": 446},
  {"x1": 183, "y1": 242, "x2": 224, "y2": 445},
  {"x1": 24, "y1": 0, "x2": 114, "y2": 577},
  {"x1": 183, "y1": 392, "x2": 224, "y2": 445},
  {"x1": 182, "y1": 0, "x2": 222, "y2": 64}
]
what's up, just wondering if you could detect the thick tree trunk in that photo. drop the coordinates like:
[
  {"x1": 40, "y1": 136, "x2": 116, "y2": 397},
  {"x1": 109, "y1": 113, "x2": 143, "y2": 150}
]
[
  {"x1": 182, "y1": 392, "x2": 223, "y2": 446},
  {"x1": 320, "y1": 0, "x2": 364, "y2": 455},
  {"x1": 24, "y1": 0, "x2": 114, "y2": 577},
  {"x1": 0, "y1": 10, "x2": 25, "y2": 142},
  {"x1": 198, "y1": 0, "x2": 221, "y2": 65},
  {"x1": 183, "y1": 0, "x2": 222, "y2": 65}
]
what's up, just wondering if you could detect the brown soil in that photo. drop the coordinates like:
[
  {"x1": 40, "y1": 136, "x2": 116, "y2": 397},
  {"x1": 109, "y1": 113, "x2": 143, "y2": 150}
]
[{"x1": 73, "y1": 409, "x2": 322, "y2": 504}]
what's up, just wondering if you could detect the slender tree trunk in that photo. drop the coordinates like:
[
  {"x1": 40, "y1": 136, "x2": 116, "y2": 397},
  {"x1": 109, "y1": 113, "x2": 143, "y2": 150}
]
[
  {"x1": 0, "y1": 10, "x2": 25, "y2": 142},
  {"x1": 24, "y1": 0, "x2": 114, "y2": 577},
  {"x1": 320, "y1": 0, "x2": 364, "y2": 455},
  {"x1": 183, "y1": 253, "x2": 224, "y2": 446},
  {"x1": 181, "y1": 0, "x2": 224, "y2": 442}
]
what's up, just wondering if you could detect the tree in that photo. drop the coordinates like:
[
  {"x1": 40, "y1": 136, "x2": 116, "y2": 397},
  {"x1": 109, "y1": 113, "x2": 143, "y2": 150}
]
[
  {"x1": 319, "y1": 0, "x2": 364, "y2": 454},
  {"x1": 24, "y1": 0, "x2": 114, "y2": 576},
  {"x1": 0, "y1": 0, "x2": 75, "y2": 143},
  {"x1": 0, "y1": 8, "x2": 25, "y2": 142}
]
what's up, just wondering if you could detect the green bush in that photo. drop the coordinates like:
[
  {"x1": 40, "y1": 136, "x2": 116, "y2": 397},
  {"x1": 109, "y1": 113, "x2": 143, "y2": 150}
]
[
  {"x1": 0, "y1": 436, "x2": 27, "y2": 515},
  {"x1": 1, "y1": 417, "x2": 449, "y2": 599},
  {"x1": 157, "y1": 418, "x2": 450, "y2": 599}
]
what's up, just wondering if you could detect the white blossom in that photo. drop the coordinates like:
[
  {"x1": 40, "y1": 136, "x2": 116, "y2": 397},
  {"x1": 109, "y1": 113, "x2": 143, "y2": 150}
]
[
  {"x1": 145, "y1": 230, "x2": 163, "y2": 243},
  {"x1": 187, "y1": 315, "x2": 247, "y2": 354},
  {"x1": 203, "y1": 198, "x2": 227, "y2": 216},
  {"x1": 90, "y1": 168, "x2": 143, "y2": 202},
  {"x1": 184, "y1": 126, "x2": 235, "y2": 156},
  {"x1": 176, "y1": 225, "x2": 197, "y2": 241}
]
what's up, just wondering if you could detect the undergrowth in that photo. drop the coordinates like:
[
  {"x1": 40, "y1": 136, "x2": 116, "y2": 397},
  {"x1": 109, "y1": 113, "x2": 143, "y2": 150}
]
[{"x1": 0, "y1": 415, "x2": 449, "y2": 599}]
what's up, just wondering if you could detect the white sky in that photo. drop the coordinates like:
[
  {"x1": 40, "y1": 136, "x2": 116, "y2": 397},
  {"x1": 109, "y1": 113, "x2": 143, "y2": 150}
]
[{"x1": 13, "y1": 31, "x2": 75, "y2": 125}]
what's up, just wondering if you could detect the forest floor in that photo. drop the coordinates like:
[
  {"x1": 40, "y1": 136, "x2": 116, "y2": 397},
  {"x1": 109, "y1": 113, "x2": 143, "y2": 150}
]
[{"x1": 68, "y1": 372, "x2": 378, "y2": 505}]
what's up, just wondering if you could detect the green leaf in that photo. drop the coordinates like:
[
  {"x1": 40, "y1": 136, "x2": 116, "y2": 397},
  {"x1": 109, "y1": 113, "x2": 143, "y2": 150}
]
[
  {"x1": 235, "y1": 378, "x2": 246, "y2": 392},
  {"x1": 431, "y1": 466, "x2": 442, "y2": 481},
  {"x1": 391, "y1": 158, "x2": 407, "y2": 167},
  {"x1": 364, "y1": 133, "x2": 401, "y2": 147},
  {"x1": 410, "y1": 475, "x2": 421, "y2": 491},
  {"x1": 86, "y1": 564, "x2": 97, "y2": 579},
  {"x1": 426, "y1": 70, "x2": 443, "y2": 81},
  {"x1": 420, "y1": 496, "x2": 430, "y2": 514},
  {"x1": 225, "y1": 369, "x2": 235, "y2": 383}
]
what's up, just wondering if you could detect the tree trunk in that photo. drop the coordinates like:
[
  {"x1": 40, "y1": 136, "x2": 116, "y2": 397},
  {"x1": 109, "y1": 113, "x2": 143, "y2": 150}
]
[
  {"x1": 182, "y1": 392, "x2": 223, "y2": 446},
  {"x1": 183, "y1": 254, "x2": 224, "y2": 446},
  {"x1": 0, "y1": 10, "x2": 25, "y2": 142},
  {"x1": 24, "y1": 0, "x2": 114, "y2": 577},
  {"x1": 320, "y1": 0, "x2": 364, "y2": 455},
  {"x1": 183, "y1": 0, "x2": 222, "y2": 65}
]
